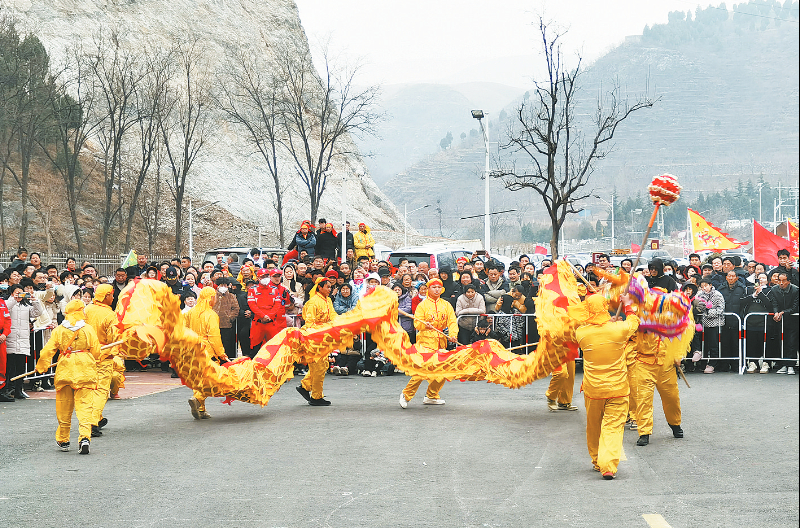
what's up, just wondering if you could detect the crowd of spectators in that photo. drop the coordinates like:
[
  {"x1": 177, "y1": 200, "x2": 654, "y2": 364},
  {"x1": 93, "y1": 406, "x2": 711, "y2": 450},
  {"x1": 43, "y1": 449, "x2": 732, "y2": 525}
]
[{"x1": 1, "y1": 231, "x2": 797, "y2": 402}]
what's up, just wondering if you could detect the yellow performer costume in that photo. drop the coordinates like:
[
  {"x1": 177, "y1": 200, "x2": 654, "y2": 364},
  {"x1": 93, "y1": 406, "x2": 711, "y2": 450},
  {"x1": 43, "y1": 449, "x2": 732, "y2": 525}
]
[
  {"x1": 401, "y1": 279, "x2": 458, "y2": 407},
  {"x1": 353, "y1": 223, "x2": 375, "y2": 260},
  {"x1": 83, "y1": 284, "x2": 119, "y2": 435},
  {"x1": 575, "y1": 295, "x2": 640, "y2": 479},
  {"x1": 624, "y1": 337, "x2": 638, "y2": 428},
  {"x1": 545, "y1": 360, "x2": 576, "y2": 411},
  {"x1": 298, "y1": 277, "x2": 336, "y2": 404},
  {"x1": 184, "y1": 287, "x2": 228, "y2": 419},
  {"x1": 109, "y1": 356, "x2": 126, "y2": 398},
  {"x1": 36, "y1": 299, "x2": 101, "y2": 454},
  {"x1": 630, "y1": 331, "x2": 683, "y2": 446}
]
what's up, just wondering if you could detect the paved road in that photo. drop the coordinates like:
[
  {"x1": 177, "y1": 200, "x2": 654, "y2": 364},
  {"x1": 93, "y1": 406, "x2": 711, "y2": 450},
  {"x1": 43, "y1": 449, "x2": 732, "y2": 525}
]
[{"x1": 1, "y1": 370, "x2": 797, "y2": 528}]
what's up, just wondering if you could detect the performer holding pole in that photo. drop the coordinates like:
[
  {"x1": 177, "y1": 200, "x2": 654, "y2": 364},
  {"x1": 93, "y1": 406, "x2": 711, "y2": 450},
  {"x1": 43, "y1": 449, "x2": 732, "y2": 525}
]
[
  {"x1": 615, "y1": 174, "x2": 683, "y2": 316},
  {"x1": 83, "y1": 284, "x2": 118, "y2": 437},
  {"x1": 185, "y1": 287, "x2": 229, "y2": 419},
  {"x1": 296, "y1": 276, "x2": 336, "y2": 406},
  {"x1": 399, "y1": 278, "x2": 458, "y2": 409},
  {"x1": 576, "y1": 294, "x2": 640, "y2": 480},
  {"x1": 35, "y1": 300, "x2": 102, "y2": 455}
]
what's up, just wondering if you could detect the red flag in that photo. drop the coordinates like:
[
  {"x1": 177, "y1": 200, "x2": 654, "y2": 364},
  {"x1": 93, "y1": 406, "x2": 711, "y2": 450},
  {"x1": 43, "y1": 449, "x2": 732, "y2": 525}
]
[
  {"x1": 631, "y1": 243, "x2": 641, "y2": 253},
  {"x1": 789, "y1": 221, "x2": 799, "y2": 258},
  {"x1": 753, "y1": 220, "x2": 792, "y2": 266},
  {"x1": 534, "y1": 245, "x2": 547, "y2": 255}
]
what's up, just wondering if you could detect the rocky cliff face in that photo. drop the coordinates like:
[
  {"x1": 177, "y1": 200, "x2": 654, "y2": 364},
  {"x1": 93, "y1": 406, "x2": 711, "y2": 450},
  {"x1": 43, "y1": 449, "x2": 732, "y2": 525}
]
[{"x1": 0, "y1": 0, "x2": 404, "y2": 246}]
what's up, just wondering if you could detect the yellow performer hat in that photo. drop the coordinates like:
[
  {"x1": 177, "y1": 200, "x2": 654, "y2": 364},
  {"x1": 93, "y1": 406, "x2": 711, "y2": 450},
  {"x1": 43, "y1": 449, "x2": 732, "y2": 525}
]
[
  {"x1": 64, "y1": 299, "x2": 87, "y2": 325},
  {"x1": 94, "y1": 284, "x2": 114, "y2": 305},
  {"x1": 583, "y1": 294, "x2": 610, "y2": 326}
]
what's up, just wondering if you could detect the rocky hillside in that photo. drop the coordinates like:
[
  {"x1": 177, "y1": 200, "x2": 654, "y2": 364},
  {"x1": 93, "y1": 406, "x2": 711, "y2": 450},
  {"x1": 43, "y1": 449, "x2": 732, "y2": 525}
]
[{"x1": 0, "y1": 0, "x2": 403, "y2": 254}]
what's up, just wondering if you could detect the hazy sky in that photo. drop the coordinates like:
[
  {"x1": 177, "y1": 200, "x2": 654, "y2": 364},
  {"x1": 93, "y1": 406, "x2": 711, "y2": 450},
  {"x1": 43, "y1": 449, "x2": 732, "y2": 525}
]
[{"x1": 295, "y1": 0, "x2": 691, "y2": 87}]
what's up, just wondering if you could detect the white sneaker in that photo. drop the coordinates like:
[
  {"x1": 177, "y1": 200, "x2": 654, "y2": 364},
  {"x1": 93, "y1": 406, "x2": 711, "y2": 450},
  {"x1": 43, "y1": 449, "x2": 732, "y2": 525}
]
[
  {"x1": 776, "y1": 366, "x2": 788, "y2": 374},
  {"x1": 371, "y1": 371, "x2": 377, "y2": 377},
  {"x1": 362, "y1": 371, "x2": 371, "y2": 377},
  {"x1": 703, "y1": 365, "x2": 714, "y2": 374},
  {"x1": 747, "y1": 361, "x2": 757, "y2": 373},
  {"x1": 788, "y1": 367, "x2": 796, "y2": 375},
  {"x1": 692, "y1": 351, "x2": 702, "y2": 363},
  {"x1": 331, "y1": 366, "x2": 340, "y2": 375},
  {"x1": 760, "y1": 362, "x2": 770, "y2": 374},
  {"x1": 423, "y1": 396, "x2": 445, "y2": 405},
  {"x1": 399, "y1": 394, "x2": 408, "y2": 409}
]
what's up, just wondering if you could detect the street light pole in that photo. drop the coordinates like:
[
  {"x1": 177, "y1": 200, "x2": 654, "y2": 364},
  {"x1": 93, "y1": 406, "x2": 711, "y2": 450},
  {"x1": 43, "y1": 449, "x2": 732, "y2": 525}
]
[
  {"x1": 597, "y1": 193, "x2": 615, "y2": 250},
  {"x1": 757, "y1": 182, "x2": 765, "y2": 224},
  {"x1": 405, "y1": 204, "x2": 431, "y2": 247},
  {"x1": 472, "y1": 110, "x2": 490, "y2": 252}
]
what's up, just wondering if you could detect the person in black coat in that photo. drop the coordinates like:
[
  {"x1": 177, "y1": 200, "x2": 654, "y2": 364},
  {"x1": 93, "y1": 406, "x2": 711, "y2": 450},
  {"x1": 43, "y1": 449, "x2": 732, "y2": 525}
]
[
  {"x1": 646, "y1": 259, "x2": 678, "y2": 292},
  {"x1": 438, "y1": 265, "x2": 459, "y2": 308},
  {"x1": 315, "y1": 223, "x2": 339, "y2": 262},
  {"x1": 337, "y1": 222, "x2": 355, "y2": 256},
  {"x1": 231, "y1": 279, "x2": 255, "y2": 358},
  {"x1": 767, "y1": 271, "x2": 799, "y2": 372},
  {"x1": 743, "y1": 275, "x2": 774, "y2": 372},
  {"x1": 716, "y1": 270, "x2": 748, "y2": 371}
]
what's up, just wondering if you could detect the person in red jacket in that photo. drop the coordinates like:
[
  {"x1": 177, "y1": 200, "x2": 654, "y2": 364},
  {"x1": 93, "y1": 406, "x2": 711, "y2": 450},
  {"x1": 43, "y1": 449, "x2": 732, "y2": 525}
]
[
  {"x1": 248, "y1": 268, "x2": 292, "y2": 352},
  {"x1": 0, "y1": 298, "x2": 12, "y2": 402}
]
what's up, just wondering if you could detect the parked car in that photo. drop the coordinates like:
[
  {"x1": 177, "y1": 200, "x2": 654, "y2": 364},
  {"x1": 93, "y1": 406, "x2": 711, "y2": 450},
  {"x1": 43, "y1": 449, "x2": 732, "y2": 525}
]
[
  {"x1": 201, "y1": 247, "x2": 287, "y2": 268},
  {"x1": 387, "y1": 246, "x2": 473, "y2": 271}
]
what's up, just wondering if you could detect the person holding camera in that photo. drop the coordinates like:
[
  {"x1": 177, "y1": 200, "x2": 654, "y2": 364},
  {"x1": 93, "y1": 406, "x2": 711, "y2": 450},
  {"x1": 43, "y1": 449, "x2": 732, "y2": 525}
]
[{"x1": 4, "y1": 284, "x2": 44, "y2": 398}]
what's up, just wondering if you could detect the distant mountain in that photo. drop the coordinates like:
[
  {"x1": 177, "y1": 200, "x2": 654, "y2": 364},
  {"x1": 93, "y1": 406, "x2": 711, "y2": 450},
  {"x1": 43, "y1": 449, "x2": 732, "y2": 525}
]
[
  {"x1": 381, "y1": 3, "x2": 799, "y2": 242},
  {"x1": 357, "y1": 82, "x2": 523, "y2": 186}
]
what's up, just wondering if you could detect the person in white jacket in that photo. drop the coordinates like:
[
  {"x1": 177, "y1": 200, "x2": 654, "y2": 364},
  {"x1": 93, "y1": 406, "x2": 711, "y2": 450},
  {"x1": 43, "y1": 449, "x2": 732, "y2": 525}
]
[{"x1": 5, "y1": 284, "x2": 44, "y2": 398}]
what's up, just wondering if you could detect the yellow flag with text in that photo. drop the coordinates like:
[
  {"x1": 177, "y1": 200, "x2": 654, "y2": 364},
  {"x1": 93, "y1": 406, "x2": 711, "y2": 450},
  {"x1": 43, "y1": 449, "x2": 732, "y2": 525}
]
[{"x1": 688, "y1": 209, "x2": 746, "y2": 251}]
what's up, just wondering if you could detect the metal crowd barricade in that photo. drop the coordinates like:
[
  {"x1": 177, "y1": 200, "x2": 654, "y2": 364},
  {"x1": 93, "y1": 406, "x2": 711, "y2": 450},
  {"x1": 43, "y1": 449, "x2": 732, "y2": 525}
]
[
  {"x1": 742, "y1": 312, "x2": 799, "y2": 371},
  {"x1": 696, "y1": 312, "x2": 744, "y2": 375},
  {"x1": 456, "y1": 313, "x2": 538, "y2": 350}
]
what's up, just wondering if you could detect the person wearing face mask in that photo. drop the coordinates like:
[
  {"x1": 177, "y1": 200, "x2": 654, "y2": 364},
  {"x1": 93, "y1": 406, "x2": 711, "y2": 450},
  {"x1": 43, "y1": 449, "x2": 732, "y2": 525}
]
[
  {"x1": 248, "y1": 268, "x2": 292, "y2": 353},
  {"x1": 212, "y1": 278, "x2": 240, "y2": 360},
  {"x1": 646, "y1": 259, "x2": 678, "y2": 292}
]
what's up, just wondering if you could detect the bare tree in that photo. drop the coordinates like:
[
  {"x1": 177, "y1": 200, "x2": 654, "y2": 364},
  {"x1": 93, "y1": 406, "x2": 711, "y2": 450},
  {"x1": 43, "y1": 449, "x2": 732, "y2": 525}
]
[
  {"x1": 498, "y1": 19, "x2": 657, "y2": 258},
  {"x1": 218, "y1": 44, "x2": 287, "y2": 245},
  {"x1": 37, "y1": 44, "x2": 100, "y2": 253},
  {"x1": 123, "y1": 47, "x2": 173, "y2": 250},
  {"x1": 138, "y1": 143, "x2": 165, "y2": 256},
  {"x1": 89, "y1": 30, "x2": 144, "y2": 253},
  {"x1": 0, "y1": 27, "x2": 54, "y2": 246},
  {"x1": 161, "y1": 40, "x2": 215, "y2": 255},
  {"x1": 278, "y1": 45, "x2": 381, "y2": 222}
]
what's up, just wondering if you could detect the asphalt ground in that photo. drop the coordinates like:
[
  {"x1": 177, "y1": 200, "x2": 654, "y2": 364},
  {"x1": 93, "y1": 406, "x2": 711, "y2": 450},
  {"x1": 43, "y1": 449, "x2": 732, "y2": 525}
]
[{"x1": 1, "y1": 369, "x2": 797, "y2": 528}]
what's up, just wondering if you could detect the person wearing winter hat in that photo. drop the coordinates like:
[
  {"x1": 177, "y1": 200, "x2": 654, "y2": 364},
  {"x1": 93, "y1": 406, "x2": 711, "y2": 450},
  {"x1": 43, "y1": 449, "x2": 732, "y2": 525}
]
[
  {"x1": 297, "y1": 276, "x2": 337, "y2": 406},
  {"x1": 185, "y1": 287, "x2": 229, "y2": 419},
  {"x1": 35, "y1": 299, "x2": 101, "y2": 454},
  {"x1": 83, "y1": 284, "x2": 119, "y2": 437},
  {"x1": 399, "y1": 278, "x2": 458, "y2": 409}
]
